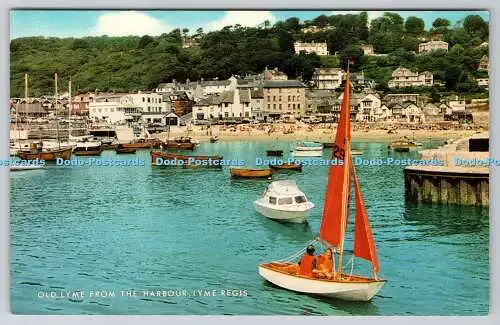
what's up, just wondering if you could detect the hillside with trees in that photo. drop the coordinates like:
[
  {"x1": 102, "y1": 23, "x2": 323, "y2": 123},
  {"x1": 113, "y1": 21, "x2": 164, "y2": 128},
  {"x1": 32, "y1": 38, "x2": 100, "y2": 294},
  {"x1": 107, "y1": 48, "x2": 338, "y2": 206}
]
[{"x1": 10, "y1": 12, "x2": 489, "y2": 97}]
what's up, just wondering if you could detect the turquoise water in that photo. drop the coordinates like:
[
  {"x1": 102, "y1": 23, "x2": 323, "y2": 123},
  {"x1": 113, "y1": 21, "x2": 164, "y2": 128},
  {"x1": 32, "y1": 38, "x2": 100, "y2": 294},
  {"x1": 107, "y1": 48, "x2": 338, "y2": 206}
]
[{"x1": 10, "y1": 140, "x2": 489, "y2": 315}]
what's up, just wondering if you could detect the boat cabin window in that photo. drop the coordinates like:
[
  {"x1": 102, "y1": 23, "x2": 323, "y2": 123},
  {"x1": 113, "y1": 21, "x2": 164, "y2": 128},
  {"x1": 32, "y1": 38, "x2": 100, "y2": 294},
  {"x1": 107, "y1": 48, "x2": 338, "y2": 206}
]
[
  {"x1": 278, "y1": 197, "x2": 293, "y2": 205},
  {"x1": 269, "y1": 197, "x2": 277, "y2": 205},
  {"x1": 295, "y1": 196, "x2": 307, "y2": 203}
]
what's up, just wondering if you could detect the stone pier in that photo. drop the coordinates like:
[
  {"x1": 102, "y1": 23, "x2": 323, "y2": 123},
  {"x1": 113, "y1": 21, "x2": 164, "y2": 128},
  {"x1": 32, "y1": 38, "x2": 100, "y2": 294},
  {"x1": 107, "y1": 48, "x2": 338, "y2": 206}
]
[
  {"x1": 404, "y1": 132, "x2": 489, "y2": 206},
  {"x1": 404, "y1": 166, "x2": 489, "y2": 206}
]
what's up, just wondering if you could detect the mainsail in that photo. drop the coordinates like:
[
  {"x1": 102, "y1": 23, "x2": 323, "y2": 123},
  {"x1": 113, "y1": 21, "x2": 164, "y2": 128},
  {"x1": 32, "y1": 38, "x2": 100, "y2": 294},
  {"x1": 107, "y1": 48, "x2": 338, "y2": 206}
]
[{"x1": 319, "y1": 70, "x2": 351, "y2": 247}]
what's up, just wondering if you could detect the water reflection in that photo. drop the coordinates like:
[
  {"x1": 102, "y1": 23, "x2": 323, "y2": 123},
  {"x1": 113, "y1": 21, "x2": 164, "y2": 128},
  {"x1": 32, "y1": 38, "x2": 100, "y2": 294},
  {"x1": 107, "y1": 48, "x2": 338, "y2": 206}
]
[
  {"x1": 258, "y1": 215, "x2": 314, "y2": 243},
  {"x1": 402, "y1": 203, "x2": 489, "y2": 236}
]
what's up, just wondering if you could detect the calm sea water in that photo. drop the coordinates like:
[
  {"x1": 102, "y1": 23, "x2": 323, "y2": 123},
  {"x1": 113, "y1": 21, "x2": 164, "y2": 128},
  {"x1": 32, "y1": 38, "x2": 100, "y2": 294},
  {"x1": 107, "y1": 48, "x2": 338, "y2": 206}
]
[{"x1": 10, "y1": 139, "x2": 489, "y2": 315}]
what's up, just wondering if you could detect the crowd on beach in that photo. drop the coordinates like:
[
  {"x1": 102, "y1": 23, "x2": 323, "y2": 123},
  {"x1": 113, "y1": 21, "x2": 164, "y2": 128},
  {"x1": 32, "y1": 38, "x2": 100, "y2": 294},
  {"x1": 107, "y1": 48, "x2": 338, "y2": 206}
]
[{"x1": 165, "y1": 119, "x2": 486, "y2": 142}]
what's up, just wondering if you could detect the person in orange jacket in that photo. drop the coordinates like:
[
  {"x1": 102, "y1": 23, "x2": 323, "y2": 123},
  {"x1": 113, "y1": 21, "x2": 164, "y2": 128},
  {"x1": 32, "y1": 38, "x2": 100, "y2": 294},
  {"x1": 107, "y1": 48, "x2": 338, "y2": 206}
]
[
  {"x1": 313, "y1": 248, "x2": 335, "y2": 280},
  {"x1": 297, "y1": 245, "x2": 317, "y2": 277}
]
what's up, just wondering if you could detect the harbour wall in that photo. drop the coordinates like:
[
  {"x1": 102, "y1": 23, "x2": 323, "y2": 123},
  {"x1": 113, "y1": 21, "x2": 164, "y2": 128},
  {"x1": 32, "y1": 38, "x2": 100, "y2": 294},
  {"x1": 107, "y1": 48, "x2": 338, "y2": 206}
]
[
  {"x1": 404, "y1": 166, "x2": 489, "y2": 206},
  {"x1": 404, "y1": 132, "x2": 489, "y2": 206}
]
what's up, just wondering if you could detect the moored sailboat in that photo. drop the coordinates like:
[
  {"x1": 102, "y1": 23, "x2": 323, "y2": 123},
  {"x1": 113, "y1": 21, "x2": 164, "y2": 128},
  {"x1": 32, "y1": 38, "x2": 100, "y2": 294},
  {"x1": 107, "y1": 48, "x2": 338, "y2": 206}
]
[
  {"x1": 258, "y1": 65, "x2": 385, "y2": 302},
  {"x1": 18, "y1": 73, "x2": 72, "y2": 161}
]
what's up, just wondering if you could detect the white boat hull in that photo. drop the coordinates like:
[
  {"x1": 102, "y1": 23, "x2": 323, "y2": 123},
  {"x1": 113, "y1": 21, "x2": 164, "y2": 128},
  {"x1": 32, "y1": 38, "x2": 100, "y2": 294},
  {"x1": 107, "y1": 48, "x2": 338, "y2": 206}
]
[
  {"x1": 295, "y1": 146, "x2": 323, "y2": 151},
  {"x1": 10, "y1": 165, "x2": 44, "y2": 171},
  {"x1": 259, "y1": 265, "x2": 385, "y2": 301},
  {"x1": 254, "y1": 201, "x2": 313, "y2": 223},
  {"x1": 292, "y1": 150, "x2": 323, "y2": 157}
]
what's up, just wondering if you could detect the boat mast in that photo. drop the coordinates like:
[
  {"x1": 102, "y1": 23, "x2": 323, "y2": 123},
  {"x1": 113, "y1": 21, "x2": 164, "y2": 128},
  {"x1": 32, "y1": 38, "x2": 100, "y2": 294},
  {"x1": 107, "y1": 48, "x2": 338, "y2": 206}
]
[
  {"x1": 16, "y1": 74, "x2": 28, "y2": 150},
  {"x1": 68, "y1": 78, "x2": 72, "y2": 139},
  {"x1": 336, "y1": 141, "x2": 351, "y2": 275},
  {"x1": 336, "y1": 60, "x2": 352, "y2": 275},
  {"x1": 55, "y1": 72, "x2": 60, "y2": 149}
]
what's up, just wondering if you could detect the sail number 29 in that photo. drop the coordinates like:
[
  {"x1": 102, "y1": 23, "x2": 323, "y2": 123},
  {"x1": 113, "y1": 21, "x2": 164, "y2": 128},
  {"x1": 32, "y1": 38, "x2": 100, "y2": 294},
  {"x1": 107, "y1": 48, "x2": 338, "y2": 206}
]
[{"x1": 333, "y1": 144, "x2": 345, "y2": 160}]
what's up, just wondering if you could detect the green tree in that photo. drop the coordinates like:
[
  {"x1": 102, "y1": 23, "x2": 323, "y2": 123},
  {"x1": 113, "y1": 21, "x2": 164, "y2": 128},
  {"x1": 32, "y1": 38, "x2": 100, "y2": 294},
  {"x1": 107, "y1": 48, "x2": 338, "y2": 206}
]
[
  {"x1": 339, "y1": 45, "x2": 364, "y2": 71},
  {"x1": 313, "y1": 15, "x2": 330, "y2": 28},
  {"x1": 404, "y1": 16, "x2": 425, "y2": 35},
  {"x1": 463, "y1": 15, "x2": 488, "y2": 39},
  {"x1": 358, "y1": 12, "x2": 369, "y2": 41},
  {"x1": 432, "y1": 18, "x2": 450, "y2": 28},
  {"x1": 138, "y1": 35, "x2": 154, "y2": 48}
]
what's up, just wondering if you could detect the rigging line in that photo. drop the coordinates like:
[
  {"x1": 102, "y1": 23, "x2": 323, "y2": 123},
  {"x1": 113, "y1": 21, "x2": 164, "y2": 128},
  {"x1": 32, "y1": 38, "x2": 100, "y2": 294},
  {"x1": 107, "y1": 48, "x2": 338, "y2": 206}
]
[{"x1": 277, "y1": 238, "x2": 318, "y2": 262}]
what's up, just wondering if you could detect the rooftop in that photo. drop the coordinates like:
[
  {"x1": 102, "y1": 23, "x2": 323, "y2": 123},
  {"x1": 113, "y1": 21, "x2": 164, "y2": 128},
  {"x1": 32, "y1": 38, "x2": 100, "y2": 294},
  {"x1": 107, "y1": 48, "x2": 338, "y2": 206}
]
[{"x1": 263, "y1": 80, "x2": 306, "y2": 89}]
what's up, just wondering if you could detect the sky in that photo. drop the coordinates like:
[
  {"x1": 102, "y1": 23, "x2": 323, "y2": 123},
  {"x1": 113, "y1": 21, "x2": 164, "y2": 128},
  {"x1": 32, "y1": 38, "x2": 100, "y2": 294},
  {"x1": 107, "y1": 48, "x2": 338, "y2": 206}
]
[{"x1": 10, "y1": 10, "x2": 489, "y2": 39}]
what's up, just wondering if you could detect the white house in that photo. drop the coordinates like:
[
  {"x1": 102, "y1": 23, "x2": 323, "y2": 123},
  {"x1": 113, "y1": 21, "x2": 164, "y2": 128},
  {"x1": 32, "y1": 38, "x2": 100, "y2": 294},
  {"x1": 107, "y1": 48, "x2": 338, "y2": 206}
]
[
  {"x1": 402, "y1": 102, "x2": 425, "y2": 123},
  {"x1": 338, "y1": 92, "x2": 381, "y2": 121},
  {"x1": 418, "y1": 41, "x2": 449, "y2": 53},
  {"x1": 294, "y1": 41, "x2": 329, "y2": 56},
  {"x1": 476, "y1": 77, "x2": 489, "y2": 89},
  {"x1": 388, "y1": 67, "x2": 433, "y2": 88},
  {"x1": 192, "y1": 89, "x2": 252, "y2": 121},
  {"x1": 89, "y1": 92, "x2": 166, "y2": 124},
  {"x1": 374, "y1": 104, "x2": 392, "y2": 120},
  {"x1": 312, "y1": 68, "x2": 344, "y2": 90},
  {"x1": 446, "y1": 96, "x2": 466, "y2": 112},
  {"x1": 423, "y1": 102, "x2": 441, "y2": 116}
]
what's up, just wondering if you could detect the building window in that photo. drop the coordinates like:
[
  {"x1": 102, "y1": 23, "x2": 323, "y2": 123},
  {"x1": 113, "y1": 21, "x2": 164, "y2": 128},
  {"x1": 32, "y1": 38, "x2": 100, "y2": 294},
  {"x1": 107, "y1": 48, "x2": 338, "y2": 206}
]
[
  {"x1": 273, "y1": 104, "x2": 276, "y2": 109},
  {"x1": 288, "y1": 95, "x2": 291, "y2": 101},
  {"x1": 268, "y1": 104, "x2": 271, "y2": 109},
  {"x1": 245, "y1": 112, "x2": 249, "y2": 117},
  {"x1": 142, "y1": 97, "x2": 145, "y2": 102},
  {"x1": 279, "y1": 104, "x2": 282, "y2": 110},
  {"x1": 147, "y1": 98, "x2": 150, "y2": 103},
  {"x1": 288, "y1": 104, "x2": 291, "y2": 108},
  {"x1": 225, "y1": 103, "x2": 229, "y2": 108},
  {"x1": 297, "y1": 104, "x2": 300, "y2": 109},
  {"x1": 225, "y1": 112, "x2": 229, "y2": 117},
  {"x1": 279, "y1": 96, "x2": 282, "y2": 101},
  {"x1": 293, "y1": 104, "x2": 296, "y2": 109},
  {"x1": 273, "y1": 96, "x2": 276, "y2": 101},
  {"x1": 293, "y1": 96, "x2": 295, "y2": 101}
]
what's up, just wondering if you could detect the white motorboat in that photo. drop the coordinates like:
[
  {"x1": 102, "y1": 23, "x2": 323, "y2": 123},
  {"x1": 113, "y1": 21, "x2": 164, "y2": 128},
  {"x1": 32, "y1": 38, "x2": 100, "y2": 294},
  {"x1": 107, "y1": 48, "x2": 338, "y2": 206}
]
[
  {"x1": 294, "y1": 141, "x2": 323, "y2": 151},
  {"x1": 292, "y1": 150, "x2": 323, "y2": 157},
  {"x1": 292, "y1": 141, "x2": 323, "y2": 157},
  {"x1": 254, "y1": 180, "x2": 314, "y2": 223}
]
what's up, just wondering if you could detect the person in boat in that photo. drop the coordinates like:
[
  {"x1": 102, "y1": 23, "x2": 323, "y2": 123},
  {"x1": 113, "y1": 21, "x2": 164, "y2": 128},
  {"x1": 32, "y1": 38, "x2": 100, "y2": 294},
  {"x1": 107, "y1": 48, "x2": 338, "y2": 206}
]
[
  {"x1": 313, "y1": 248, "x2": 335, "y2": 280},
  {"x1": 297, "y1": 245, "x2": 317, "y2": 277}
]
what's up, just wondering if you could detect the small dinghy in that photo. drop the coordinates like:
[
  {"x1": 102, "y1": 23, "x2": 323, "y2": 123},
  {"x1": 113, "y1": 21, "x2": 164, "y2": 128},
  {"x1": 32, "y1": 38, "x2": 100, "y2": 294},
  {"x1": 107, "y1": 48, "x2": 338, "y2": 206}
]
[
  {"x1": 230, "y1": 168, "x2": 272, "y2": 178},
  {"x1": 266, "y1": 149, "x2": 283, "y2": 157},
  {"x1": 254, "y1": 180, "x2": 314, "y2": 223},
  {"x1": 269, "y1": 162, "x2": 302, "y2": 172}
]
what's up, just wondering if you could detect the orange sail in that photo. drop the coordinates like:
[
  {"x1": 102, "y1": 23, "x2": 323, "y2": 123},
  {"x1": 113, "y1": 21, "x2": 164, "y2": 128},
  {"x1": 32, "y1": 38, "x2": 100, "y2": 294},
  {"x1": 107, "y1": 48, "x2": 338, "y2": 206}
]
[
  {"x1": 351, "y1": 159, "x2": 380, "y2": 273},
  {"x1": 319, "y1": 72, "x2": 351, "y2": 247}
]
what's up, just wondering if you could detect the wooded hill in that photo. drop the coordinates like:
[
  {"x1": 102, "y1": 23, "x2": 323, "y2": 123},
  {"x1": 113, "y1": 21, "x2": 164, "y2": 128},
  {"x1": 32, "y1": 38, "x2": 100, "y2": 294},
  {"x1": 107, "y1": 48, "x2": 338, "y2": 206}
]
[{"x1": 10, "y1": 12, "x2": 489, "y2": 97}]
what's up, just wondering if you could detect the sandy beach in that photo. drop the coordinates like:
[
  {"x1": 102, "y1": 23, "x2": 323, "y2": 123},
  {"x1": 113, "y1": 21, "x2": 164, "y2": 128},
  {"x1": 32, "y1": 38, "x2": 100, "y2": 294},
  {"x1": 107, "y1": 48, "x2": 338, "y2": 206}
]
[{"x1": 157, "y1": 123, "x2": 485, "y2": 143}]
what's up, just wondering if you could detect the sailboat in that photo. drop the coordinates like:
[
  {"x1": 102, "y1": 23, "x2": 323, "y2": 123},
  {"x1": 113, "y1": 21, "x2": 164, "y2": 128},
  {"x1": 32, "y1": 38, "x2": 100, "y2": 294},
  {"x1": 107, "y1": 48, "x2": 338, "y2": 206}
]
[
  {"x1": 10, "y1": 74, "x2": 32, "y2": 157},
  {"x1": 258, "y1": 65, "x2": 385, "y2": 302},
  {"x1": 19, "y1": 73, "x2": 72, "y2": 161}
]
